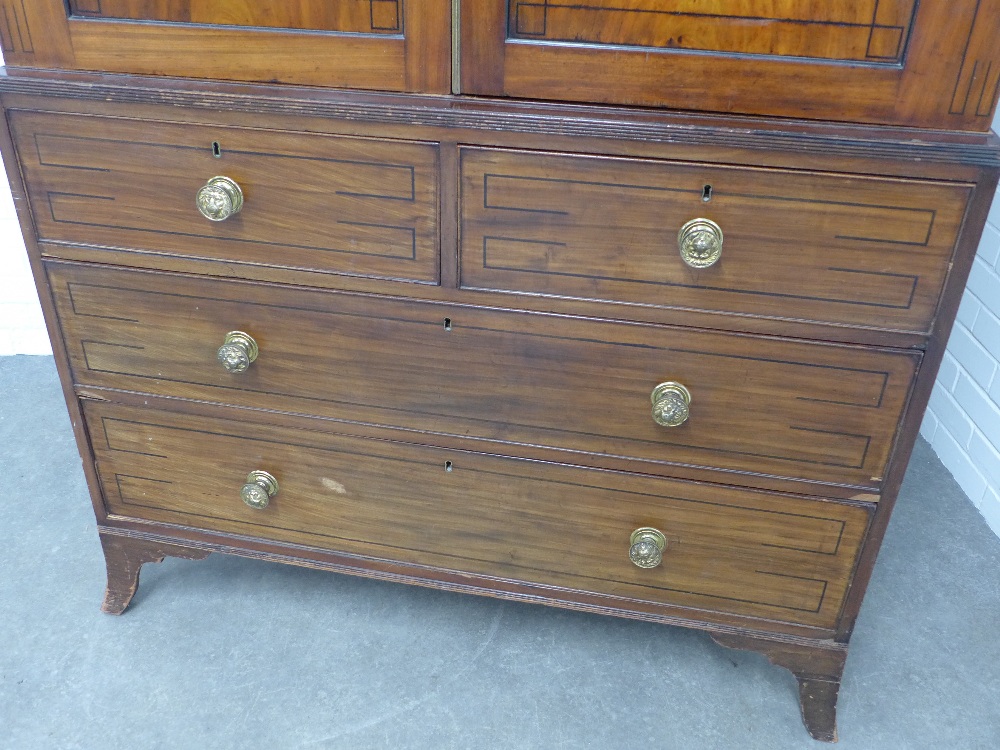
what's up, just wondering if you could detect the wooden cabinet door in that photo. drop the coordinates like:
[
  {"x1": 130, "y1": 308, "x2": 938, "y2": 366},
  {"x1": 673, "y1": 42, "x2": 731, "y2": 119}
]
[
  {"x1": 460, "y1": 0, "x2": 1000, "y2": 130},
  {"x1": 0, "y1": 0, "x2": 450, "y2": 92}
]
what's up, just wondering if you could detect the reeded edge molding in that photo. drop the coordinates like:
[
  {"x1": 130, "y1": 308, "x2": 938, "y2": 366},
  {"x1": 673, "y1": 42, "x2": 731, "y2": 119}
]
[{"x1": 2, "y1": 68, "x2": 999, "y2": 167}]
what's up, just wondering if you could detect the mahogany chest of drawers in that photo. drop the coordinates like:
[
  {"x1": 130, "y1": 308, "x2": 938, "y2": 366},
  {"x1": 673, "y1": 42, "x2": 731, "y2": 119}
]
[{"x1": 2, "y1": 1, "x2": 999, "y2": 741}]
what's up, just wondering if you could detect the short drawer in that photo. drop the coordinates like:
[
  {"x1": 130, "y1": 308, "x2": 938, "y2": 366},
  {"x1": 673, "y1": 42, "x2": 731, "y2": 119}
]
[
  {"x1": 86, "y1": 400, "x2": 870, "y2": 630},
  {"x1": 52, "y1": 263, "x2": 919, "y2": 493},
  {"x1": 11, "y1": 110, "x2": 440, "y2": 284},
  {"x1": 460, "y1": 148, "x2": 971, "y2": 334}
]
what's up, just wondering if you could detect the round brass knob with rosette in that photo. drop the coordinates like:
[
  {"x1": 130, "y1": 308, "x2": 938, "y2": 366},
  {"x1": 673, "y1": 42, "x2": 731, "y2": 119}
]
[
  {"x1": 651, "y1": 381, "x2": 692, "y2": 427},
  {"x1": 678, "y1": 218, "x2": 723, "y2": 269},
  {"x1": 629, "y1": 527, "x2": 667, "y2": 569},
  {"x1": 197, "y1": 176, "x2": 244, "y2": 221},
  {"x1": 217, "y1": 331, "x2": 258, "y2": 374},
  {"x1": 241, "y1": 470, "x2": 279, "y2": 510}
]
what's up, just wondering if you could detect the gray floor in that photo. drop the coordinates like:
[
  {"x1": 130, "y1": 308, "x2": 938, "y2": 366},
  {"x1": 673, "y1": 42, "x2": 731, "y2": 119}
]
[{"x1": 1, "y1": 355, "x2": 999, "y2": 749}]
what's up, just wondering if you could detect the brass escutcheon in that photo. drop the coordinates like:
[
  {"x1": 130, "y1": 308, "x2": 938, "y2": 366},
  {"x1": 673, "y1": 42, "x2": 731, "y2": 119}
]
[
  {"x1": 629, "y1": 527, "x2": 667, "y2": 569},
  {"x1": 217, "y1": 331, "x2": 259, "y2": 374},
  {"x1": 651, "y1": 381, "x2": 692, "y2": 427},
  {"x1": 678, "y1": 218, "x2": 723, "y2": 269},
  {"x1": 241, "y1": 470, "x2": 279, "y2": 510},
  {"x1": 197, "y1": 176, "x2": 244, "y2": 221}
]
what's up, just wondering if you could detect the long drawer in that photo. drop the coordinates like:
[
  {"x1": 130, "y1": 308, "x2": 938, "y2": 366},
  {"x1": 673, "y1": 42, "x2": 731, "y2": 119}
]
[
  {"x1": 460, "y1": 148, "x2": 972, "y2": 334},
  {"x1": 51, "y1": 263, "x2": 919, "y2": 492},
  {"x1": 85, "y1": 400, "x2": 871, "y2": 629},
  {"x1": 10, "y1": 110, "x2": 440, "y2": 284}
]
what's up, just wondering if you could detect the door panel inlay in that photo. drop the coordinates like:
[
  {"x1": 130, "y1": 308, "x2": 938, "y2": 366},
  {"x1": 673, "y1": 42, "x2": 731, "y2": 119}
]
[
  {"x1": 70, "y1": 0, "x2": 404, "y2": 34},
  {"x1": 508, "y1": 0, "x2": 918, "y2": 63}
]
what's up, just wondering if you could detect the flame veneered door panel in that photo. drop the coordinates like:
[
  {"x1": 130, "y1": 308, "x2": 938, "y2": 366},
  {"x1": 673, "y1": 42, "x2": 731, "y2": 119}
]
[
  {"x1": 460, "y1": 0, "x2": 1000, "y2": 129},
  {"x1": 0, "y1": 0, "x2": 450, "y2": 92}
]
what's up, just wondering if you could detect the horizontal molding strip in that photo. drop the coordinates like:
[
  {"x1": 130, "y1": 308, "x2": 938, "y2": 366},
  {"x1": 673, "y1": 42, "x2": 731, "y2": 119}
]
[{"x1": 1, "y1": 69, "x2": 999, "y2": 167}]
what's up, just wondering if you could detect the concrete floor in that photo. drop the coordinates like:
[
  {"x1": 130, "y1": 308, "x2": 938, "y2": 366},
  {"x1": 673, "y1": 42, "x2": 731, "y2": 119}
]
[{"x1": 1, "y1": 354, "x2": 999, "y2": 749}]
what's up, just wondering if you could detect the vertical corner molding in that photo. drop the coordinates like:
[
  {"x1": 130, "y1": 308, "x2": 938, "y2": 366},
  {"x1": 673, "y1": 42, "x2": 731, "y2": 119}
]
[
  {"x1": 451, "y1": 0, "x2": 461, "y2": 94},
  {"x1": 0, "y1": 1, "x2": 75, "y2": 69},
  {"x1": 0, "y1": 0, "x2": 33, "y2": 56},
  {"x1": 949, "y1": 1, "x2": 1000, "y2": 119}
]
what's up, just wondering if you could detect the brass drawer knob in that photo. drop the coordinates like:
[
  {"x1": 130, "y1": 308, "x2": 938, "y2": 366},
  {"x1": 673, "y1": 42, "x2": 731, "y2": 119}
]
[
  {"x1": 241, "y1": 470, "x2": 279, "y2": 510},
  {"x1": 629, "y1": 527, "x2": 667, "y2": 569},
  {"x1": 217, "y1": 331, "x2": 258, "y2": 374},
  {"x1": 678, "y1": 218, "x2": 723, "y2": 269},
  {"x1": 651, "y1": 381, "x2": 692, "y2": 427},
  {"x1": 197, "y1": 175, "x2": 244, "y2": 221}
]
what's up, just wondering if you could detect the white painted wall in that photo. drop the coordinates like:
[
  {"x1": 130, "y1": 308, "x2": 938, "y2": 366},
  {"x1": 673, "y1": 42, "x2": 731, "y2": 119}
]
[
  {"x1": 0, "y1": 156, "x2": 49, "y2": 355},
  {"x1": 0, "y1": 46, "x2": 48, "y2": 353},
  {"x1": 0, "y1": 49, "x2": 998, "y2": 537},
  {"x1": 919, "y1": 107, "x2": 1000, "y2": 538}
]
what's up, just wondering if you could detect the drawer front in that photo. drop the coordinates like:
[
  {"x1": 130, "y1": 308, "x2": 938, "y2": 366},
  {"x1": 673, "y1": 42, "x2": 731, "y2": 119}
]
[
  {"x1": 86, "y1": 400, "x2": 870, "y2": 629},
  {"x1": 460, "y1": 148, "x2": 971, "y2": 334},
  {"x1": 12, "y1": 111, "x2": 440, "y2": 284},
  {"x1": 52, "y1": 263, "x2": 919, "y2": 492}
]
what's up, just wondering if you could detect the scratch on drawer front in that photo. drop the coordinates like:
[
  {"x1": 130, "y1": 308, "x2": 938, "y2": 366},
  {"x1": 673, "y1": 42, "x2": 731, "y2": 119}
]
[
  {"x1": 851, "y1": 493, "x2": 880, "y2": 503},
  {"x1": 78, "y1": 390, "x2": 109, "y2": 402},
  {"x1": 320, "y1": 477, "x2": 348, "y2": 495}
]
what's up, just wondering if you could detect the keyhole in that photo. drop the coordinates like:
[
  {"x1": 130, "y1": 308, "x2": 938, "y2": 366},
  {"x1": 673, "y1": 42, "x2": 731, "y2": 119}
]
[
  {"x1": 443, "y1": 318, "x2": 452, "y2": 331},
  {"x1": 212, "y1": 141, "x2": 222, "y2": 158},
  {"x1": 702, "y1": 184, "x2": 713, "y2": 202}
]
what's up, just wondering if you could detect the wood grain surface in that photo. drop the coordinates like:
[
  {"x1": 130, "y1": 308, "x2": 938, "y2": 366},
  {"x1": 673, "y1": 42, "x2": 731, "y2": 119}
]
[
  {"x1": 5, "y1": 1, "x2": 999, "y2": 127},
  {"x1": 461, "y1": 0, "x2": 1000, "y2": 130},
  {"x1": 50, "y1": 262, "x2": 919, "y2": 493},
  {"x1": 460, "y1": 147, "x2": 972, "y2": 334},
  {"x1": 507, "y1": 1, "x2": 918, "y2": 63},
  {"x1": 69, "y1": 0, "x2": 404, "y2": 33},
  {"x1": 0, "y1": 7, "x2": 995, "y2": 740},
  {"x1": 1, "y1": 0, "x2": 451, "y2": 92},
  {"x1": 86, "y1": 399, "x2": 871, "y2": 629},
  {"x1": 11, "y1": 110, "x2": 441, "y2": 285}
]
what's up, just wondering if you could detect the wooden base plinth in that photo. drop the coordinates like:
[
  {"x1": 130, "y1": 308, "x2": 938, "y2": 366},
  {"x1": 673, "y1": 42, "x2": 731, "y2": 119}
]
[
  {"x1": 99, "y1": 533, "x2": 210, "y2": 615},
  {"x1": 710, "y1": 632, "x2": 847, "y2": 742}
]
